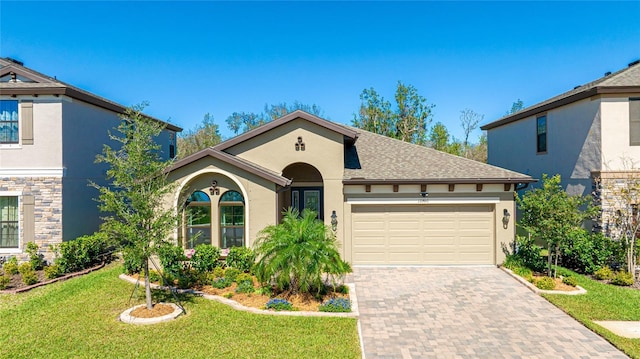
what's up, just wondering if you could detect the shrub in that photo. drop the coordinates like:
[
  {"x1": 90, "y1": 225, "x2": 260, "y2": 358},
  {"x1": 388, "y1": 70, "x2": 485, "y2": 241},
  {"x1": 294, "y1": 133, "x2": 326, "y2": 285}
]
[
  {"x1": 235, "y1": 272, "x2": 253, "y2": 286},
  {"x1": 560, "y1": 230, "x2": 615, "y2": 274},
  {"x1": 57, "y1": 232, "x2": 113, "y2": 274},
  {"x1": 176, "y1": 270, "x2": 198, "y2": 289},
  {"x1": 44, "y1": 264, "x2": 62, "y2": 279},
  {"x1": 265, "y1": 298, "x2": 294, "y2": 311},
  {"x1": 535, "y1": 276, "x2": 556, "y2": 290},
  {"x1": 0, "y1": 274, "x2": 10, "y2": 290},
  {"x1": 21, "y1": 268, "x2": 38, "y2": 286},
  {"x1": 223, "y1": 292, "x2": 234, "y2": 299},
  {"x1": 334, "y1": 284, "x2": 349, "y2": 294},
  {"x1": 255, "y1": 285, "x2": 272, "y2": 296},
  {"x1": 235, "y1": 281, "x2": 255, "y2": 294},
  {"x1": 26, "y1": 242, "x2": 44, "y2": 270},
  {"x1": 319, "y1": 298, "x2": 352, "y2": 313},
  {"x1": 148, "y1": 270, "x2": 162, "y2": 283},
  {"x1": 191, "y1": 244, "x2": 221, "y2": 273},
  {"x1": 513, "y1": 235, "x2": 546, "y2": 273},
  {"x1": 513, "y1": 266, "x2": 533, "y2": 282},
  {"x1": 611, "y1": 271, "x2": 635, "y2": 286},
  {"x1": 18, "y1": 262, "x2": 33, "y2": 275},
  {"x1": 213, "y1": 267, "x2": 225, "y2": 278},
  {"x1": 225, "y1": 247, "x2": 255, "y2": 273},
  {"x1": 211, "y1": 277, "x2": 232, "y2": 289},
  {"x1": 594, "y1": 266, "x2": 615, "y2": 280},
  {"x1": 3, "y1": 257, "x2": 18, "y2": 275},
  {"x1": 502, "y1": 253, "x2": 523, "y2": 270},
  {"x1": 254, "y1": 208, "x2": 351, "y2": 295},
  {"x1": 562, "y1": 276, "x2": 578, "y2": 287},
  {"x1": 157, "y1": 243, "x2": 186, "y2": 278},
  {"x1": 224, "y1": 267, "x2": 241, "y2": 282},
  {"x1": 122, "y1": 247, "x2": 143, "y2": 275}
]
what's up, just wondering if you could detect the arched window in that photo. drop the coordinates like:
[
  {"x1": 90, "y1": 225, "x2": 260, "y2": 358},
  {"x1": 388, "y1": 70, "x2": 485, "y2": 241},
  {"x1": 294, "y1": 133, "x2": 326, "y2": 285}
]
[
  {"x1": 185, "y1": 190, "x2": 211, "y2": 249},
  {"x1": 219, "y1": 190, "x2": 244, "y2": 248}
]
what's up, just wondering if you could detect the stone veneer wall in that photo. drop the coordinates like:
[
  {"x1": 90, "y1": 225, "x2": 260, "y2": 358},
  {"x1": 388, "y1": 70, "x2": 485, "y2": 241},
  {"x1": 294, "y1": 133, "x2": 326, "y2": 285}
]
[
  {"x1": 592, "y1": 170, "x2": 640, "y2": 238},
  {"x1": 0, "y1": 177, "x2": 62, "y2": 262}
]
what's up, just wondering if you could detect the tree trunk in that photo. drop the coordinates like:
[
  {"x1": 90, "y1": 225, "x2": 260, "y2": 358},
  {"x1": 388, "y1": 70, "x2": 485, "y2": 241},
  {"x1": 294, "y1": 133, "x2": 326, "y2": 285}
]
[
  {"x1": 547, "y1": 241, "x2": 553, "y2": 277},
  {"x1": 144, "y1": 259, "x2": 152, "y2": 310}
]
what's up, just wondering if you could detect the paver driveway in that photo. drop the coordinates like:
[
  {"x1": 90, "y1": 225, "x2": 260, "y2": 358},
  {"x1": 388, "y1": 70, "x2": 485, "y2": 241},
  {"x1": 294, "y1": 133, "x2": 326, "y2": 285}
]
[{"x1": 352, "y1": 267, "x2": 627, "y2": 358}]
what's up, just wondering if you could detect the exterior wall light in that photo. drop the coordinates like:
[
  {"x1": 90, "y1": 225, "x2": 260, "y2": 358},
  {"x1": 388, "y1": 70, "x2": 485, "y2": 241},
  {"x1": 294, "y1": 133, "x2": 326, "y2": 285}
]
[
  {"x1": 209, "y1": 180, "x2": 220, "y2": 196},
  {"x1": 502, "y1": 208, "x2": 511, "y2": 229},
  {"x1": 295, "y1": 136, "x2": 305, "y2": 151},
  {"x1": 331, "y1": 210, "x2": 338, "y2": 232}
]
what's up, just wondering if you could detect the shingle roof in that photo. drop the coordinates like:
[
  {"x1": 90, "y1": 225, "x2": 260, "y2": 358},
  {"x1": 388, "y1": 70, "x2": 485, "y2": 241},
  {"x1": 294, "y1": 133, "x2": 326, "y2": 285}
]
[
  {"x1": 481, "y1": 61, "x2": 640, "y2": 130},
  {"x1": 343, "y1": 128, "x2": 534, "y2": 183},
  {"x1": 0, "y1": 58, "x2": 182, "y2": 132}
]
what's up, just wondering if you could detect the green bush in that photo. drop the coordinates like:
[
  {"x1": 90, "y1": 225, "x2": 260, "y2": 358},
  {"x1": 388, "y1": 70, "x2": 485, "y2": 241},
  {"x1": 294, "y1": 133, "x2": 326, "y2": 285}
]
[
  {"x1": 211, "y1": 277, "x2": 232, "y2": 289},
  {"x1": 3, "y1": 257, "x2": 18, "y2": 275},
  {"x1": 148, "y1": 270, "x2": 162, "y2": 283},
  {"x1": 225, "y1": 247, "x2": 255, "y2": 273},
  {"x1": 535, "y1": 276, "x2": 556, "y2": 290},
  {"x1": 594, "y1": 266, "x2": 615, "y2": 280},
  {"x1": 44, "y1": 264, "x2": 62, "y2": 280},
  {"x1": 235, "y1": 272, "x2": 253, "y2": 286},
  {"x1": 224, "y1": 267, "x2": 241, "y2": 282},
  {"x1": 191, "y1": 244, "x2": 221, "y2": 273},
  {"x1": 514, "y1": 235, "x2": 546, "y2": 273},
  {"x1": 319, "y1": 298, "x2": 351, "y2": 313},
  {"x1": 235, "y1": 281, "x2": 255, "y2": 294},
  {"x1": 254, "y1": 208, "x2": 352, "y2": 295},
  {"x1": 502, "y1": 253, "x2": 523, "y2": 270},
  {"x1": 513, "y1": 266, "x2": 533, "y2": 281},
  {"x1": 57, "y1": 232, "x2": 113, "y2": 274},
  {"x1": 560, "y1": 230, "x2": 615, "y2": 274},
  {"x1": 157, "y1": 243, "x2": 186, "y2": 278},
  {"x1": 0, "y1": 274, "x2": 10, "y2": 289},
  {"x1": 176, "y1": 269, "x2": 197, "y2": 289},
  {"x1": 122, "y1": 247, "x2": 143, "y2": 275},
  {"x1": 611, "y1": 271, "x2": 635, "y2": 286},
  {"x1": 213, "y1": 267, "x2": 225, "y2": 278},
  {"x1": 334, "y1": 284, "x2": 349, "y2": 294},
  {"x1": 26, "y1": 242, "x2": 44, "y2": 270},
  {"x1": 562, "y1": 276, "x2": 578, "y2": 287},
  {"x1": 18, "y1": 262, "x2": 33, "y2": 275},
  {"x1": 21, "y1": 269, "x2": 38, "y2": 286}
]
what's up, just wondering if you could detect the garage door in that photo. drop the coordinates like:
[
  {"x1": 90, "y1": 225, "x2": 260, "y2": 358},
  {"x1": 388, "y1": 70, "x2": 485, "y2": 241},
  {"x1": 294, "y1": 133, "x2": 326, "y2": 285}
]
[{"x1": 351, "y1": 205, "x2": 494, "y2": 265}]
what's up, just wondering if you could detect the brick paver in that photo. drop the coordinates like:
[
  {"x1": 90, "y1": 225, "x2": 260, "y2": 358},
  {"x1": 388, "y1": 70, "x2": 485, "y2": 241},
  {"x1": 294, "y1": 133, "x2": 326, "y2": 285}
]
[{"x1": 352, "y1": 267, "x2": 628, "y2": 358}]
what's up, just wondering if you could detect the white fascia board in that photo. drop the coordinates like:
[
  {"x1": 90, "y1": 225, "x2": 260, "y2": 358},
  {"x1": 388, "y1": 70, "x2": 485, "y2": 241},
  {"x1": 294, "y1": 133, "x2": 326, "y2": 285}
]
[
  {"x1": 0, "y1": 168, "x2": 65, "y2": 177},
  {"x1": 346, "y1": 197, "x2": 500, "y2": 205}
]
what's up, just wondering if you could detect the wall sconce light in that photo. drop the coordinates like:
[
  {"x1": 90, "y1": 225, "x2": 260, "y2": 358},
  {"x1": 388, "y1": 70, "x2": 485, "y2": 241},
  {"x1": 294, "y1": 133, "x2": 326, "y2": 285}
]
[
  {"x1": 502, "y1": 208, "x2": 511, "y2": 229},
  {"x1": 209, "y1": 180, "x2": 219, "y2": 195},
  {"x1": 295, "y1": 136, "x2": 305, "y2": 151},
  {"x1": 331, "y1": 210, "x2": 338, "y2": 232}
]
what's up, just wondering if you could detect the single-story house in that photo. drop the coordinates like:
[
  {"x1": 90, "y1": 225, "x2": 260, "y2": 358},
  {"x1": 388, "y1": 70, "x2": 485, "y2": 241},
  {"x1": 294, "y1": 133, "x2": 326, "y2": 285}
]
[{"x1": 166, "y1": 110, "x2": 535, "y2": 266}]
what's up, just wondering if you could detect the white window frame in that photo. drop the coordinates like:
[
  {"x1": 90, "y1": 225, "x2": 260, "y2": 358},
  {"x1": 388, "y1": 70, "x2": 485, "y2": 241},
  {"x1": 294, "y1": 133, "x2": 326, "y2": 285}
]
[
  {"x1": 0, "y1": 99, "x2": 20, "y2": 149},
  {"x1": 0, "y1": 191, "x2": 22, "y2": 253}
]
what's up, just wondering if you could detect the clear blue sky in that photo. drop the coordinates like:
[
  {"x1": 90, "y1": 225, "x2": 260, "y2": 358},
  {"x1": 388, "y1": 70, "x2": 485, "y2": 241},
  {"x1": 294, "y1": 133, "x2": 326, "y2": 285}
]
[{"x1": 1, "y1": 1, "x2": 638, "y2": 141}]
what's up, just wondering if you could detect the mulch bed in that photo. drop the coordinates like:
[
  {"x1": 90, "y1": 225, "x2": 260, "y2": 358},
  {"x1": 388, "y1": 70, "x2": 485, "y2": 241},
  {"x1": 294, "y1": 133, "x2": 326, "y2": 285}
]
[
  {"x1": 0, "y1": 263, "x2": 106, "y2": 294},
  {"x1": 130, "y1": 303, "x2": 176, "y2": 318}
]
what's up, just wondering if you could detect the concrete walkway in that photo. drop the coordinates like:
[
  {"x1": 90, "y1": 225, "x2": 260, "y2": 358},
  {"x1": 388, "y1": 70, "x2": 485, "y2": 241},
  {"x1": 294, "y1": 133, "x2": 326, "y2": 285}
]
[{"x1": 352, "y1": 267, "x2": 628, "y2": 358}]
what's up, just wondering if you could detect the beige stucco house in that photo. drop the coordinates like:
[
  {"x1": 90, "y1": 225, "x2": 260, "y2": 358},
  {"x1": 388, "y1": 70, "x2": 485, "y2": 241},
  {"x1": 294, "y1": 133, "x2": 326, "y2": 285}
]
[
  {"x1": 168, "y1": 111, "x2": 534, "y2": 266},
  {"x1": 481, "y1": 59, "x2": 640, "y2": 231},
  {"x1": 0, "y1": 58, "x2": 181, "y2": 262}
]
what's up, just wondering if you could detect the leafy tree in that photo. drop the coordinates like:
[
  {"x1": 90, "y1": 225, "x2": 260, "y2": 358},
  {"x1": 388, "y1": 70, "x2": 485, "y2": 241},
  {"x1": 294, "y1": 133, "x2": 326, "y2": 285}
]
[
  {"x1": 428, "y1": 122, "x2": 462, "y2": 156},
  {"x1": 505, "y1": 99, "x2": 524, "y2": 115},
  {"x1": 226, "y1": 101, "x2": 324, "y2": 135},
  {"x1": 353, "y1": 81, "x2": 434, "y2": 145},
  {"x1": 92, "y1": 104, "x2": 178, "y2": 309},
  {"x1": 517, "y1": 174, "x2": 598, "y2": 277},
  {"x1": 465, "y1": 132, "x2": 487, "y2": 163},
  {"x1": 176, "y1": 113, "x2": 222, "y2": 158},
  {"x1": 253, "y1": 208, "x2": 351, "y2": 295}
]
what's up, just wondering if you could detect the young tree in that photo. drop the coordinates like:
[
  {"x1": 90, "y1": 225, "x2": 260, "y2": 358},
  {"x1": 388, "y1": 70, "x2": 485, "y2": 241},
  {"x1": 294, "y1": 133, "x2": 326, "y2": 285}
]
[
  {"x1": 598, "y1": 159, "x2": 640, "y2": 276},
  {"x1": 459, "y1": 108, "x2": 483, "y2": 149},
  {"x1": 505, "y1": 99, "x2": 524, "y2": 115},
  {"x1": 226, "y1": 101, "x2": 325, "y2": 135},
  {"x1": 517, "y1": 174, "x2": 598, "y2": 277},
  {"x1": 353, "y1": 81, "x2": 434, "y2": 145},
  {"x1": 176, "y1": 113, "x2": 222, "y2": 158},
  {"x1": 428, "y1": 122, "x2": 462, "y2": 156},
  {"x1": 92, "y1": 104, "x2": 178, "y2": 309}
]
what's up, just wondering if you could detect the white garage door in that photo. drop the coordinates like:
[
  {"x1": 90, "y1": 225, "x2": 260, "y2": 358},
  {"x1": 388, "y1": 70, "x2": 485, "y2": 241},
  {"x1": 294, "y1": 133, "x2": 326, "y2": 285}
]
[{"x1": 351, "y1": 205, "x2": 494, "y2": 265}]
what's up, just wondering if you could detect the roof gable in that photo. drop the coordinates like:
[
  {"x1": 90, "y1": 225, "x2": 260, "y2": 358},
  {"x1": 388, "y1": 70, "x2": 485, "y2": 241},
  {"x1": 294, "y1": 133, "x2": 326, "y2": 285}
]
[
  {"x1": 481, "y1": 61, "x2": 640, "y2": 131},
  {"x1": 214, "y1": 110, "x2": 358, "y2": 152}
]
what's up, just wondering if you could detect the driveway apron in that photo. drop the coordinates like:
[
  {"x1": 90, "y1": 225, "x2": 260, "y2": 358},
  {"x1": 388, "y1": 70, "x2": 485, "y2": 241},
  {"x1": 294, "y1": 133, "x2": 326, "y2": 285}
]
[{"x1": 352, "y1": 267, "x2": 627, "y2": 358}]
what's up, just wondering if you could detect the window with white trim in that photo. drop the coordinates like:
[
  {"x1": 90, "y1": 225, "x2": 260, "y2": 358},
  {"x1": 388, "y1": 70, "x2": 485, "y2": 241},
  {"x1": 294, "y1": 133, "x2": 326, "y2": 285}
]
[
  {"x1": 0, "y1": 100, "x2": 19, "y2": 144},
  {"x1": 0, "y1": 196, "x2": 18, "y2": 249}
]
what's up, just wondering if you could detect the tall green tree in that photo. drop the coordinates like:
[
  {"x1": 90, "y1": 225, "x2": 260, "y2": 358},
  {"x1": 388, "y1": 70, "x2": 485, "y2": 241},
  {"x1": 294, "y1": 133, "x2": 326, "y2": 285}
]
[
  {"x1": 352, "y1": 81, "x2": 434, "y2": 145},
  {"x1": 177, "y1": 113, "x2": 222, "y2": 158},
  {"x1": 226, "y1": 101, "x2": 324, "y2": 135},
  {"x1": 506, "y1": 99, "x2": 524, "y2": 115},
  {"x1": 517, "y1": 174, "x2": 598, "y2": 277},
  {"x1": 92, "y1": 104, "x2": 178, "y2": 309},
  {"x1": 428, "y1": 122, "x2": 462, "y2": 156}
]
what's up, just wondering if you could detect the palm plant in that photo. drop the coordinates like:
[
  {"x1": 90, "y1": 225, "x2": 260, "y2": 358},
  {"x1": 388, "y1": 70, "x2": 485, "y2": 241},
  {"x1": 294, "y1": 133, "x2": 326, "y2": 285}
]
[{"x1": 253, "y1": 208, "x2": 351, "y2": 295}]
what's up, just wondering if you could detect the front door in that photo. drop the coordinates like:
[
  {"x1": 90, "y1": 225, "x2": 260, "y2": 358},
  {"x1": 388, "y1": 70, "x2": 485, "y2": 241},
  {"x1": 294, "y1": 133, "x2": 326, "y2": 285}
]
[{"x1": 292, "y1": 187, "x2": 323, "y2": 219}]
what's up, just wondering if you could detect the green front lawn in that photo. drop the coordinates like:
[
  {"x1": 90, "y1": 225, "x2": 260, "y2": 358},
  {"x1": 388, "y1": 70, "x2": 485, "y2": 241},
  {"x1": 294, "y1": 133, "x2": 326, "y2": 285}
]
[
  {"x1": 542, "y1": 270, "x2": 640, "y2": 358},
  {"x1": 0, "y1": 263, "x2": 361, "y2": 358}
]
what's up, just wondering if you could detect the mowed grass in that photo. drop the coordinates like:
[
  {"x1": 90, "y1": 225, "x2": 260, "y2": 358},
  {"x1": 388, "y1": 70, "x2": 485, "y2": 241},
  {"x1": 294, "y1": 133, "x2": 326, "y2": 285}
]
[
  {"x1": 542, "y1": 270, "x2": 640, "y2": 358},
  {"x1": 0, "y1": 263, "x2": 361, "y2": 358}
]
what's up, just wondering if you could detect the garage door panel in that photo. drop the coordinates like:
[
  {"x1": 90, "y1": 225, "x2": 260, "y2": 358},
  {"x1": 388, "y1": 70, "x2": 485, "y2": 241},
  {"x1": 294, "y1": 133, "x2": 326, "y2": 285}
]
[{"x1": 352, "y1": 205, "x2": 494, "y2": 265}]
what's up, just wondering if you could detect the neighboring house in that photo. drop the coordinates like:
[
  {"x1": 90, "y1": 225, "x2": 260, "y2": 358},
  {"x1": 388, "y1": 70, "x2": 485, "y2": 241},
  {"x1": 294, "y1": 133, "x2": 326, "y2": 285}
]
[
  {"x1": 481, "y1": 60, "x2": 640, "y2": 230},
  {"x1": 166, "y1": 110, "x2": 534, "y2": 266},
  {"x1": 0, "y1": 58, "x2": 181, "y2": 262}
]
